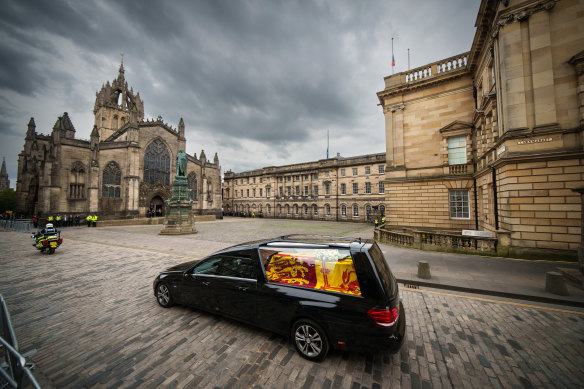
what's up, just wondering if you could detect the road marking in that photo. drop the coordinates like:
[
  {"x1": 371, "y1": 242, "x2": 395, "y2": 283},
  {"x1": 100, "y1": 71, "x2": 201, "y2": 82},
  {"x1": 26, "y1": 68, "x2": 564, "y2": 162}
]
[
  {"x1": 67, "y1": 238, "x2": 202, "y2": 260},
  {"x1": 404, "y1": 288, "x2": 584, "y2": 316}
]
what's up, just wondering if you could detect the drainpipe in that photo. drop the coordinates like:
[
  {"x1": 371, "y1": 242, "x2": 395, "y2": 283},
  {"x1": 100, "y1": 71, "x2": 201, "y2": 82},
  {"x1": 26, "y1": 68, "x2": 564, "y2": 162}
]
[
  {"x1": 473, "y1": 177, "x2": 479, "y2": 230},
  {"x1": 491, "y1": 167, "x2": 499, "y2": 230}
]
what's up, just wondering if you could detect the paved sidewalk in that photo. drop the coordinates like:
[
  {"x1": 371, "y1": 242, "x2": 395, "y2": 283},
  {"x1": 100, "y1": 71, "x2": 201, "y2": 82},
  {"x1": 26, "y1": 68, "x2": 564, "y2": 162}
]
[{"x1": 377, "y1": 243, "x2": 584, "y2": 307}]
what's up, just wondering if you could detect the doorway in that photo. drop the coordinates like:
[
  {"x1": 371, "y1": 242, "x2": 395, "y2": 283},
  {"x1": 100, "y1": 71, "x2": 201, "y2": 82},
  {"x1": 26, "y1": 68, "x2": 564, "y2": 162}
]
[{"x1": 150, "y1": 196, "x2": 165, "y2": 217}]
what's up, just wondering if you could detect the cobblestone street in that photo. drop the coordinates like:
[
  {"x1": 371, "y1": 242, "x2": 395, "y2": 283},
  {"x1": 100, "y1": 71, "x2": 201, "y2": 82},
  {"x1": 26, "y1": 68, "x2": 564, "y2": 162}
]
[{"x1": 1, "y1": 219, "x2": 583, "y2": 388}]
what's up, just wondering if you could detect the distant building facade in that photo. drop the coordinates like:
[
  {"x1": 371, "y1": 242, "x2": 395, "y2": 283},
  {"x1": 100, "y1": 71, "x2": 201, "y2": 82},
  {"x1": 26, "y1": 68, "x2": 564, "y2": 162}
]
[
  {"x1": 223, "y1": 153, "x2": 386, "y2": 222},
  {"x1": 0, "y1": 159, "x2": 9, "y2": 190},
  {"x1": 16, "y1": 60, "x2": 222, "y2": 219},
  {"x1": 377, "y1": 0, "x2": 583, "y2": 259}
]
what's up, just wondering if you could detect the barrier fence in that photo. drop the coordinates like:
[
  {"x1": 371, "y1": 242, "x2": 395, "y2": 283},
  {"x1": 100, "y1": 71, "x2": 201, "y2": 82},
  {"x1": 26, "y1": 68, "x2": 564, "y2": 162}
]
[{"x1": 0, "y1": 294, "x2": 41, "y2": 389}]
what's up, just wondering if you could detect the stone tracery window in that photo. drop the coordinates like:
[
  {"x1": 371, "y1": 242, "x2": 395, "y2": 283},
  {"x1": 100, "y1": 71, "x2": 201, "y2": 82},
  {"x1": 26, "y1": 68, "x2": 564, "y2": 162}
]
[
  {"x1": 144, "y1": 139, "x2": 170, "y2": 185},
  {"x1": 188, "y1": 173, "x2": 198, "y2": 200},
  {"x1": 102, "y1": 161, "x2": 121, "y2": 198},
  {"x1": 69, "y1": 162, "x2": 86, "y2": 199}
]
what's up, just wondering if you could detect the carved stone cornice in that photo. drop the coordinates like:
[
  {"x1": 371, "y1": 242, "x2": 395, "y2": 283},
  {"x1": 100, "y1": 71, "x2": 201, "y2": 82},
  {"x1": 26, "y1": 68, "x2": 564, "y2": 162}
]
[
  {"x1": 569, "y1": 51, "x2": 584, "y2": 76},
  {"x1": 491, "y1": 0, "x2": 558, "y2": 39}
]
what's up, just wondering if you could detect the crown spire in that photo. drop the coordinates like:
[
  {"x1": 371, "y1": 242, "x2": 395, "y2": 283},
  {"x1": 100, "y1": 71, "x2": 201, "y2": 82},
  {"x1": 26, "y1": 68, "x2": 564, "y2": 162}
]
[{"x1": 118, "y1": 53, "x2": 125, "y2": 82}]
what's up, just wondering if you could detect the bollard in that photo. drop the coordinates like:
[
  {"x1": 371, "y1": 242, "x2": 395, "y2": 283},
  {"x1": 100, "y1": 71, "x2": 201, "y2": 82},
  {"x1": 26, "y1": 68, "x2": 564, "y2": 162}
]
[
  {"x1": 418, "y1": 261, "x2": 431, "y2": 279},
  {"x1": 545, "y1": 271, "x2": 568, "y2": 296}
]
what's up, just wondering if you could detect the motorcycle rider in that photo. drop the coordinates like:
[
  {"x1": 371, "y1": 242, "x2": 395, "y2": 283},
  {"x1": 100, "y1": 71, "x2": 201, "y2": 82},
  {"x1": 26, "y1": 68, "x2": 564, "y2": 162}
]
[{"x1": 33, "y1": 223, "x2": 57, "y2": 245}]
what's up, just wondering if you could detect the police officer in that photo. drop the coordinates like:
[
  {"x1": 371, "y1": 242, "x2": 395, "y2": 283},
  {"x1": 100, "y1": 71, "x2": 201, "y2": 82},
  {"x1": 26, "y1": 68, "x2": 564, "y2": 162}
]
[
  {"x1": 47, "y1": 215, "x2": 54, "y2": 225},
  {"x1": 374, "y1": 218, "x2": 379, "y2": 228},
  {"x1": 381, "y1": 216, "x2": 386, "y2": 225},
  {"x1": 92, "y1": 214, "x2": 98, "y2": 227},
  {"x1": 86, "y1": 215, "x2": 92, "y2": 227}
]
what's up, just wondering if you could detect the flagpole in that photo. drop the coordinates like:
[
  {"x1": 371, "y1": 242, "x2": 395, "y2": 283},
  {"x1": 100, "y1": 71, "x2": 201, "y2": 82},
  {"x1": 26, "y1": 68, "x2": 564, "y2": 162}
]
[
  {"x1": 408, "y1": 48, "x2": 410, "y2": 70},
  {"x1": 327, "y1": 130, "x2": 329, "y2": 159},
  {"x1": 391, "y1": 37, "x2": 394, "y2": 75}
]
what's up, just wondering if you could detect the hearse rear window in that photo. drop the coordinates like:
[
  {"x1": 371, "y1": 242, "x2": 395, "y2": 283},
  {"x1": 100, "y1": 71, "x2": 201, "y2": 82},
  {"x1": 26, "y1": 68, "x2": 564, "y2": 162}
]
[{"x1": 260, "y1": 247, "x2": 361, "y2": 296}]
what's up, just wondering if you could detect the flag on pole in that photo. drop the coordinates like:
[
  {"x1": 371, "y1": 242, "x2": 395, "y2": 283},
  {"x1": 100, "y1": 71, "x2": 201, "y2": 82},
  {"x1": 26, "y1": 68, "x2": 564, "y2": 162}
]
[{"x1": 392, "y1": 54, "x2": 395, "y2": 67}]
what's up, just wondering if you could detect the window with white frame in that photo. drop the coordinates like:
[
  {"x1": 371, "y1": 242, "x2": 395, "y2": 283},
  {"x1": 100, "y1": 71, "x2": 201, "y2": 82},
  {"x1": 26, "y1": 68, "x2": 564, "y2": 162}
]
[
  {"x1": 353, "y1": 204, "x2": 359, "y2": 217},
  {"x1": 365, "y1": 166, "x2": 370, "y2": 174},
  {"x1": 266, "y1": 188, "x2": 270, "y2": 197},
  {"x1": 340, "y1": 169, "x2": 346, "y2": 176},
  {"x1": 378, "y1": 165, "x2": 385, "y2": 174},
  {"x1": 449, "y1": 190, "x2": 470, "y2": 219},
  {"x1": 287, "y1": 186, "x2": 291, "y2": 196},
  {"x1": 313, "y1": 205, "x2": 318, "y2": 215},
  {"x1": 341, "y1": 205, "x2": 346, "y2": 217},
  {"x1": 379, "y1": 181, "x2": 385, "y2": 194},
  {"x1": 295, "y1": 186, "x2": 300, "y2": 196},
  {"x1": 325, "y1": 204, "x2": 331, "y2": 216},
  {"x1": 303, "y1": 205, "x2": 308, "y2": 215},
  {"x1": 365, "y1": 182, "x2": 371, "y2": 194},
  {"x1": 313, "y1": 185, "x2": 318, "y2": 196},
  {"x1": 448, "y1": 136, "x2": 466, "y2": 165},
  {"x1": 267, "y1": 204, "x2": 271, "y2": 214},
  {"x1": 352, "y1": 183, "x2": 358, "y2": 194},
  {"x1": 294, "y1": 205, "x2": 299, "y2": 215},
  {"x1": 286, "y1": 204, "x2": 290, "y2": 214},
  {"x1": 325, "y1": 183, "x2": 330, "y2": 195},
  {"x1": 304, "y1": 186, "x2": 308, "y2": 196},
  {"x1": 341, "y1": 183, "x2": 346, "y2": 195},
  {"x1": 352, "y1": 168, "x2": 358, "y2": 176}
]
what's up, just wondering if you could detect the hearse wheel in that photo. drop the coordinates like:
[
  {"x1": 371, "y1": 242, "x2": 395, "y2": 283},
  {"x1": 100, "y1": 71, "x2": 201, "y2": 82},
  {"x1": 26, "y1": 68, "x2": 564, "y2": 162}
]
[
  {"x1": 292, "y1": 319, "x2": 329, "y2": 362},
  {"x1": 156, "y1": 282, "x2": 174, "y2": 308}
]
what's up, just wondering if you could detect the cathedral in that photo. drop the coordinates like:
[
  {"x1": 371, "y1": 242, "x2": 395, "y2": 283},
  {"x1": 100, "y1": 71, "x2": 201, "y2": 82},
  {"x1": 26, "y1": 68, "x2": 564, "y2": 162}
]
[{"x1": 15, "y1": 60, "x2": 222, "y2": 219}]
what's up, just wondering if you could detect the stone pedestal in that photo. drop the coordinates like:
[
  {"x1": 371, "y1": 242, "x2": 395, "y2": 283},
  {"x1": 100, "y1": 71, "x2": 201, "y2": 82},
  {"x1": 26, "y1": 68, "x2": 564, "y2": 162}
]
[{"x1": 160, "y1": 176, "x2": 196, "y2": 235}]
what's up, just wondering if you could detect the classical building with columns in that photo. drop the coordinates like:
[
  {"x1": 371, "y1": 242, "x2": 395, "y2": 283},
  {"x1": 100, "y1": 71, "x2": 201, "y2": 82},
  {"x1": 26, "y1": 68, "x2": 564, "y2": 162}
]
[
  {"x1": 223, "y1": 153, "x2": 387, "y2": 222},
  {"x1": 15, "y1": 60, "x2": 222, "y2": 219},
  {"x1": 377, "y1": 0, "x2": 583, "y2": 259}
]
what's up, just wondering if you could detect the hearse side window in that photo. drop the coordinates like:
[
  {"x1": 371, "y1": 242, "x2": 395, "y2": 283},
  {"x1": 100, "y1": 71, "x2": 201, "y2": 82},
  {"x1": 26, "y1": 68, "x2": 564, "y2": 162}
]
[
  {"x1": 259, "y1": 247, "x2": 361, "y2": 296},
  {"x1": 218, "y1": 257, "x2": 256, "y2": 279},
  {"x1": 194, "y1": 257, "x2": 223, "y2": 275},
  {"x1": 195, "y1": 256, "x2": 256, "y2": 279}
]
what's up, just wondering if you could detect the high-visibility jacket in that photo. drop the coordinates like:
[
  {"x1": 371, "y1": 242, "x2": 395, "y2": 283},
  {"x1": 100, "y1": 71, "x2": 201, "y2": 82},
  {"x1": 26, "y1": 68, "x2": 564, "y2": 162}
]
[
  {"x1": 92, "y1": 215, "x2": 98, "y2": 222},
  {"x1": 56, "y1": 216, "x2": 61, "y2": 221},
  {"x1": 381, "y1": 217, "x2": 385, "y2": 223},
  {"x1": 86, "y1": 215, "x2": 92, "y2": 221},
  {"x1": 48, "y1": 216, "x2": 54, "y2": 221}
]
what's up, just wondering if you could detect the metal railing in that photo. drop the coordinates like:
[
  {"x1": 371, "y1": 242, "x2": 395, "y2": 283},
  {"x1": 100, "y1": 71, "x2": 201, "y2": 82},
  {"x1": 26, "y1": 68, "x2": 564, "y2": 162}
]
[
  {"x1": 1, "y1": 294, "x2": 41, "y2": 389},
  {"x1": 0, "y1": 220, "x2": 33, "y2": 233}
]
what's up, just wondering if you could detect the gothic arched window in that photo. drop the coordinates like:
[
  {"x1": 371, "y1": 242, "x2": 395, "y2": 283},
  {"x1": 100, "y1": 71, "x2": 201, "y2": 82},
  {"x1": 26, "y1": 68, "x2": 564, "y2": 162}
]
[
  {"x1": 69, "y1": 162, "x2": 86, "y2": 199},
  {"x1": 102, "y1": 161, "x2": 121, "y2": 198},
  {"x1": 188, "y1": 173, "x2": 198, "y2": 200},
  {"x1": 144, "y1": 139, "x2": 170, "y2": 185}
]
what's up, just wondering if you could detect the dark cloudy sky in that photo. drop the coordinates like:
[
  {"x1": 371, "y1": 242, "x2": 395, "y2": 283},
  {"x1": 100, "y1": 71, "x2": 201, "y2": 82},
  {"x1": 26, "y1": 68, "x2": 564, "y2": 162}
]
[{"x1": 0, "y1": 0, "x2": 481, "y2": 187}]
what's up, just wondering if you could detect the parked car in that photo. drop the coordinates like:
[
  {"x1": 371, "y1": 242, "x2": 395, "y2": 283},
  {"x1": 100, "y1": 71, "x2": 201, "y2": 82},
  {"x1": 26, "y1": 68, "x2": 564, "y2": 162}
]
[{"x1": 153, "y1": 235, "x2": 406, "y2": 361}]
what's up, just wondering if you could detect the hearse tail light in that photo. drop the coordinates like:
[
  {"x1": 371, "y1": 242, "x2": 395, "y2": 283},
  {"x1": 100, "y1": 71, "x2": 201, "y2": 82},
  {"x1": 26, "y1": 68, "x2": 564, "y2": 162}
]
[{"x1": 367, "y1": 307, "x2": 399, "y2": 327}]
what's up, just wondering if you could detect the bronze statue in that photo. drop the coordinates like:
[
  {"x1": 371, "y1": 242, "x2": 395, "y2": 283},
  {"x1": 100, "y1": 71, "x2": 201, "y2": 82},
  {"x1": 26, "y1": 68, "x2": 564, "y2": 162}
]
[{"x1": 176, "y1": 148, "x2": 187, "y2": 177}]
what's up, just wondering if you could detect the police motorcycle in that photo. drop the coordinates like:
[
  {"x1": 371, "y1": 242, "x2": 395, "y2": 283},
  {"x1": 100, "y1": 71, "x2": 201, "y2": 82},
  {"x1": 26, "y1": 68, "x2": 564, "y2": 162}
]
[{"x1": 31, "y1": 223, "x2": 63, "y2": 254}]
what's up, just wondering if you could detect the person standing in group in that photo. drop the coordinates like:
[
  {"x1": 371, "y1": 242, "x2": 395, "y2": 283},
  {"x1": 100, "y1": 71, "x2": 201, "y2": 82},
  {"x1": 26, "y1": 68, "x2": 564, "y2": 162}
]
[
  {"x1": 47, "y1": 215, "x2": 54, "y2": 226},
  {"x1": 92, "y1": 214, "x2": 98, "y2": 227},
  {"x1": 381, "y1": 216, "x2": 386, "y2": 226},
  {"x1": 32, "y1": 216, "x2": 38, "y2": 229},
  {"x1": 62, "y1": 214, "x2": 67, "y2": 227},
  {"x1": 75, "y1": 215, "x2": 80, "y2": 227},
  {"x1": 86, "y1": 215, "x2": 92, "y2": 227},
  {"x1": 374, "y1": 218, "x2": 378, "y2": 228}
]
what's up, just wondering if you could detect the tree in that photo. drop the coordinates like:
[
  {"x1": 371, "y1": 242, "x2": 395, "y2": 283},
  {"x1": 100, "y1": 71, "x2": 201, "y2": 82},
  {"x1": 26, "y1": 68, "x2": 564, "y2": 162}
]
[{"x1": 0, "y1": 189, "x2": 16, "y2": 214}]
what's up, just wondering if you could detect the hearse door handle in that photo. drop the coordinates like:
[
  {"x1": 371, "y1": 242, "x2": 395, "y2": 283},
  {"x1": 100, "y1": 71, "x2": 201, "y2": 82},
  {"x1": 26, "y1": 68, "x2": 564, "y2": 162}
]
[
  {"x1": 238, "y1": 287, "x2": 248, "y2": 292},
  {"x1": 202, "y1": 281, "x2": 211, "y2": 286}
]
